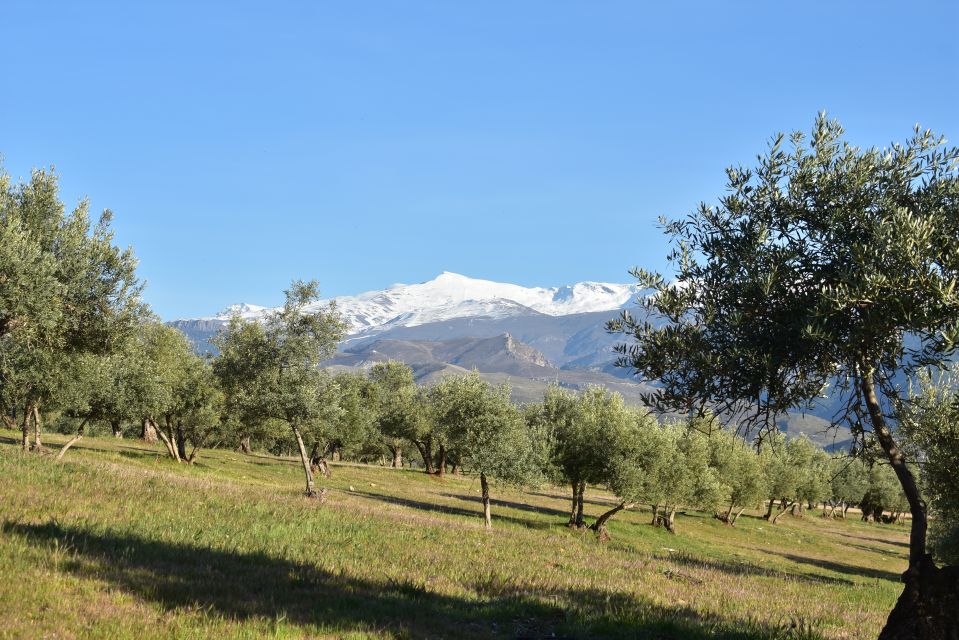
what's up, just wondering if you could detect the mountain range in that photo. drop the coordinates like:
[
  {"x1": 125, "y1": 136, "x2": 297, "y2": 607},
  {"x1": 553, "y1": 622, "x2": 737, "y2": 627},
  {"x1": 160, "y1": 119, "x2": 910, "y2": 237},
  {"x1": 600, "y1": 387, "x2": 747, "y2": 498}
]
[
  {"x1": 169, "y1": 272, "x2": 847, "y2": 448},
  {"x1": 169, "y1": 272, "x2": 649, "y2": 400}
]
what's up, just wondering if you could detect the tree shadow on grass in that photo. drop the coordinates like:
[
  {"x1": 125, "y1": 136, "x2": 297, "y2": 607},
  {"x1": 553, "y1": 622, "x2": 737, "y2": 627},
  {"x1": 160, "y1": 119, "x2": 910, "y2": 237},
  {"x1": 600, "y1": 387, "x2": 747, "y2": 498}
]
[
  {"x1": 527, "y1": 490, "x2": 620, "y2": 509},
  {"x1": 834, "y1": 530, "x2": 910, "y2": 549},
  {"x1": 349, "y1": 491, "x2": 554, "y2": 531},
  {"x1": 441, "y1": 493, "x2": 573, "y2": 521},
  {"x1": 663, "y1": 551, "x2": 856, "y2": 587},
  {"x1": 4, "y1": 520, "x2": 817, "y2": 640},
  {"x1": 762, "y1": 549, "x2": 903, "y2": 583}
]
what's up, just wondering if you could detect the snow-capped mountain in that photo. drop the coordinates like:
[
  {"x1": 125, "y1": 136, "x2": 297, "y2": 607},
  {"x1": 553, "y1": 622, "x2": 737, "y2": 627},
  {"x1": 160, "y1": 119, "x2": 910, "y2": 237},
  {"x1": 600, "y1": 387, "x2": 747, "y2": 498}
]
[{"x1": 196, "y1": 272, "x2": 639, "y2": 337}]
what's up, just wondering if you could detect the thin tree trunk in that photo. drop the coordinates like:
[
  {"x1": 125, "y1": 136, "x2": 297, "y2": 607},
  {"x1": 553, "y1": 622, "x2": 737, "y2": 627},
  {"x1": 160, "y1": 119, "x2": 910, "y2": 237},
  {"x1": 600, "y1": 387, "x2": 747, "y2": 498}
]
[
  {"x1": 309, "y1": 442, "x2": 332, "y2": 478},
  {"x1": 860, "y1": 373, "x2": 926, "y2": 567},
  {"x1": 32, "y1": 405, "x2": 43, "y2": 451},
  {"x1": 20, "y1": 404, "x2": 31, "y2": 451},
  {"x1": 480, "y1": 472, "x2": 492, "y2": 529},
  {"x1": 763, "y1": 497, "x2": 775, "y2": 520},
  {"x1": 156, "y1": 416, "x2": 181, "y2": 462},
  {"x1": 56, "y1": 418, "x2": 89, "y2": 461},
  {"x1": 716, "y1": 501, "x2": 735, "y2": 524},
  {"x1": 771, "y1": 501, "x2": 793, "y2": 524},
  {"x1": 590, "y1": 501, "x2": 632, "y2": 538},
  {"x1": 731, "y1": 507, "x2": 746, "y2": 526},
  {"x1": 291, "y1": 422, "x2": 316, "y2": 497}
]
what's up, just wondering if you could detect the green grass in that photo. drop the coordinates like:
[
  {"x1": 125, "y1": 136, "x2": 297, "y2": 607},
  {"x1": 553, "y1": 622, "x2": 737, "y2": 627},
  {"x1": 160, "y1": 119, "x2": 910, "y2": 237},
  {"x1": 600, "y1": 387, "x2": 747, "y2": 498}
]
[{"x1": 0, "y1": 430, "x2": 906, "y2": 639}]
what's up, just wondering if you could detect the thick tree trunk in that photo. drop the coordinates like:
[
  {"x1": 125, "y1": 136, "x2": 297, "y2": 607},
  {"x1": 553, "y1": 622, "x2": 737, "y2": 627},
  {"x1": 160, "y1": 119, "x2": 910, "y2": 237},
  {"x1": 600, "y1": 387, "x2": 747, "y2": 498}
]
[
  {"x1": 434, "y1": 444, "x2": 446, "y2": 477},
  {"x1": 111, "y1": 420, "x2": 123, "y2": 438},
  {"x1": 32, "y1": 406, "x2": 43, "y2": 450},
  {"x1": 575, "y1": 482, "x2": 586, "y2": 527},
  {"x1": 590, "y1": 501, "x2": 632, "y2": 539},
  {"x1": 568, "y1": 482, "x2": 580, "y2": 526},
  {"x1": 480, "y1": 472, "x2": 492, "y2": 529},
  {"x1": 175, "y1": 422, "x2": 188, "y2": 460},
  {"x1": 655, "y1": 506, "x2": 677, "y2": 533},
  {"x1": 388, "y1": 444, "x2": 402, "y2": 468},
  {"x1": 412, "y1": 440, "x2": 434, "y2": 474},
  {"x1": 860, "y1": 373, "x2": 957, "y2": 638},
  {"x1": 56, "y1": 418, "x2": 89, "y2": 461},
  {"x1": 291, "y1": 422, "x2": 317, "y2": 497},
  {"x1": 651, "y1": 504, "x2": 660, "y2": 526},
  {"x1": 141, "y1": 418, "x2": 158, "y2": 443},
  {"x1": 878, "y1": 557, "x2": 959, "y2": 640}
]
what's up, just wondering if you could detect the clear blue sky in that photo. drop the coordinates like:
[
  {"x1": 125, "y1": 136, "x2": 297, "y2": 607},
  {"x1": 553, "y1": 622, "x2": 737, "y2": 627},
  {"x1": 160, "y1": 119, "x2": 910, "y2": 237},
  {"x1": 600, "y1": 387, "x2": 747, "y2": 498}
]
[{"x1": 2, "y1": 1, "x2": 957, "y2": 319}]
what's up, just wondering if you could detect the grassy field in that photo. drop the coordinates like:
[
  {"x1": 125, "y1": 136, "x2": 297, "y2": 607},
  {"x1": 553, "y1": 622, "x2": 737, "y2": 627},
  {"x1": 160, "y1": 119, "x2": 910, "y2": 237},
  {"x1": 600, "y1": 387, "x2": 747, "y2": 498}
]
[{"x1": 0, "y1": 429, "x2": 907, "y2": 639}]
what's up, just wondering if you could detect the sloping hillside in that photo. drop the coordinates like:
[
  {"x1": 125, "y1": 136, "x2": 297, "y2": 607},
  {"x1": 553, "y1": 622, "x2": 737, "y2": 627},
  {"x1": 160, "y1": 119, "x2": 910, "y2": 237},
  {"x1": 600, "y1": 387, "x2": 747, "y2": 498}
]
[{"x1": 0, "y1": 429, "x2": 906, "y2": 639}]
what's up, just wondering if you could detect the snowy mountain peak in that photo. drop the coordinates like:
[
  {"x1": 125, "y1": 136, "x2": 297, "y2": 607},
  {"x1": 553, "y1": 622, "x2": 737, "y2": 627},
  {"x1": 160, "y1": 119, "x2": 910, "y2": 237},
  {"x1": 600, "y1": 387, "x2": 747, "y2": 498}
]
[
  {"x1": 208, "y1": 303, "x2": 270, "y2": 320},
  {"x1": 191, "y1": 273, "x2": 639, "y2": 337}
]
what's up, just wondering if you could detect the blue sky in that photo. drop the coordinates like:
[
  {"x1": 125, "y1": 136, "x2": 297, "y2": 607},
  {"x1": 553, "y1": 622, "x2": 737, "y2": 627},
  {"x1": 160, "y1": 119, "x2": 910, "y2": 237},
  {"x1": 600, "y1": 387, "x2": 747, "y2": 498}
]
[{"x1": 2, "y1": 1, "x2": 957, "y2": 319}]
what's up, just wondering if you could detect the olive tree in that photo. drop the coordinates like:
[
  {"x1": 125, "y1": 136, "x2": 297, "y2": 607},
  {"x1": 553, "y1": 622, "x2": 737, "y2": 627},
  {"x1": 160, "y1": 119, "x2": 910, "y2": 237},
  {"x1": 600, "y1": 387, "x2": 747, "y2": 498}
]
[
  {"x1": 611, "y1": 115, "x2": 959, "y2": 636},
  {"x1": 428, "y1": 372, "x2": 539, "y2": 528},
  {"x1": 213, "y1": 281, "x2": 346, "y2": 496},
  {"x1": 528, "y1": 385, "x2": 618, "y2": 528},
  {"x1": 0, "y1": 166, "x2": 144, "y2": 451},
  {"x1": 826, "y1": 456, "x2": 870, "y2": 518},
  {"x1": 368, "y1": 361, "x2": 430, "y2": 470},
  {"x1": 708, "y1": 428, "x2": 767, "y2": 525}
]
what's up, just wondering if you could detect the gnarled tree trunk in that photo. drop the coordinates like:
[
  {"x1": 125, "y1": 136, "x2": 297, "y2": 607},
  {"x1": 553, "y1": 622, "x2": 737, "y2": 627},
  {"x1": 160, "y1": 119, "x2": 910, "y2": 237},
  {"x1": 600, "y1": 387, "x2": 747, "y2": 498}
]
[
  {"x1": 20, "y1": 404, "x2": 31, "y2": 451},
  {"x1": 412, "y1": 440, "x2": 435, "y2": 474},
  {"x1": 590, "y1": 501, "x2": 633, "y2": 540},
  {"x1": 434, "y1": 444, "x2": 446, "y2": 477},
  {"x1": 175, "y1": 422, "x2": 188, "y2": 461},
  {"x1": 859, "y1": 373, "x2": 959, "y2": 637},
  {"x1": 388, "y1": 444, "x2": 402, "y2": 468},
  {"x1": 141, "y1": 418, "x2": 158, "y2": 443},
  {"x1": 111, "y1": 420, "x2": 123, "y2": 438}
]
